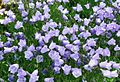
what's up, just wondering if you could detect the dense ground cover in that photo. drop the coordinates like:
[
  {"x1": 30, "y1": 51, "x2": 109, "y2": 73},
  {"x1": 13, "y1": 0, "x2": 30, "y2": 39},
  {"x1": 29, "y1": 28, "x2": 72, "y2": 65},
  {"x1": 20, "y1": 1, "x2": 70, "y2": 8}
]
[{"x1": 0, "y1": 0, "x2": 120, "y2": 82}]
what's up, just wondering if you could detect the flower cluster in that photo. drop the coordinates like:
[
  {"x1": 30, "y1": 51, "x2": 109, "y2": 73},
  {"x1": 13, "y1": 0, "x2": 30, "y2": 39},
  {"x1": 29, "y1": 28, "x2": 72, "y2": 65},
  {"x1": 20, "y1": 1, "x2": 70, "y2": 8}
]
[{"x1": 0, "y1": 0, "x2": 120, "y2": 82}]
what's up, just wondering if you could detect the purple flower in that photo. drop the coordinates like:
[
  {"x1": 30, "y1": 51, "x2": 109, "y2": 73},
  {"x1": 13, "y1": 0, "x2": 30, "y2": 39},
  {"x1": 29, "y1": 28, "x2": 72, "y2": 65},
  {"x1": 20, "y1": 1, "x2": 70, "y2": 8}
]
[
  {"x1": 72, "y1": 68, "x2": 82, "y2": 78},
  {"x1": 36, "y1": 55, "x2": 44, "y2": 63},
  {"x1": 102, "y1": 48, "x2": 110, "y2": 56},
  {"x1": 0, "y1": 42, "x2": 4, "y2": 48},
  {"x1": 53, "y1": 67, "x2": 61, "y2": 74},
  {"x1": 44, "y1": 77, "x2": 54, "y2": 82},
  {"x1": 27, "y1": 44, "x2": 35, "y2": 51},
  {"x1": 18, "y1": 39, "x2": 26, "y2": 47},
  {"x1": 48, "y1": 50, "x2": 61, "y2": 60},
  {"x1": 22, "y1": 10, "x2": 28, "y2": 17},
  {"x1": 74, "y1": 4, "x2": 83, "y2": 12},
  {"x1": 114, "y1": 45, "x2": 120, "y2": 51},
  {"x1": 107, "y1": 38, "x2": 116, "y2": 45},
  {"x1": 29, "y1": 70, "x2": 39, "y2": 82},
  {"x1": 57, "y1": 46, "x2": 65, "y2": 56},
  {"x1": 9, "y1": 64, "x2": 19, "y2": 74},
  {"x1": 88, "y1": 59, "x2": 98, "y2": 67},
  {"x1": 54, "y1": 59, "x2": 64, "y2": 66},
  {"x1": 99, "y1": 61, "x2": 112, "y2": 70},
  {"x1": 41, "y1": 45, "x2": 49, "y2": 53},
  {"x1": 99, "y1": 2, "x2": 106, "y2": 8},
  {"x1": 2, "y1": 0, "x2": 9, "y2": 4},
  {"x1": 86, "y1": 38, "x2": 96, "y2": 47},
  {"x1": 62, "y1": 64, "x2": 71, "y2": 75},
  {"x1": 63, "y1": 0, "x2": 69, "y2": 3},
  {"x1": 84, "y1": 3, "x2": 90, "y2": 9},
  {"x1": 49, "y1": 42, "x2": 56, "y2": 50},
  {"x1": 24, "y1": 51, "x2": 33, "y2": 60},
  {"x1": 116, "y1": 30, "x2": 120, "y2": 37},
  {"x1": 17, "y1": 77, "x2": 26, "y2": 82},
  {"x1": 4, "y1": 47, "x2": 12, "y2": 54},
  {"x1": 17, "y1": 68, "x2": 27, "y2": 78},
  {"x1": 15, "y1": 21, "x2": 23, "y2": 29},
  {"x1": 18, "y1": 2, "x2": 24, "y2": 10},
  {"x1": 36, "y1": 1, "x2": 42, "y2": 9},
  {"x1": 84, "y1": 18, "x2": 90, "y2": 26},
  {"x1": 112, "y1": 63, "x2": 120, "y2": 69},
  {"x1": 101, "y1": 69, "x2": 118, "y2": 78},
  {"x1": 70, "y1": 53, "x2": 79, "y2": 61}
]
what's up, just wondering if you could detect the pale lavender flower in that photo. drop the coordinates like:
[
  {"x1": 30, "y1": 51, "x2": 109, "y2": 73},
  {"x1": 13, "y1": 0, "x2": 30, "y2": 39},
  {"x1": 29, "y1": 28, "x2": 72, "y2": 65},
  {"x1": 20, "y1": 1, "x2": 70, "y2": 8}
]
[
  {"x1": 116, "y1": 30, "x2": 120, "y2": 37},
  {"x1": 36, "y1": 1, "x2": 42, "y2": 9},
  {"x1": 92, "y1": 6, "x2": 100, "y2": 12},
  {"x1": 92, "y1": 54, "x2": 100, "y2": 60},
  {"x1": 70, "y1": 53, "x2": 79, "y2": 61},
  {"x1": 18, "y1": 39, "x2": 26, "y2": 47},
  {"x1": 62, "y1": 64, "x2": 71, "y2": 75},
  {"x1": 63, "y1": 0, "x2": 69, "y2": 3},
  {"x1": 84, "y1": 3, "x2": 90, "y2": 9},
  {"x1": 57, "y1": 46, "x2": 65, "y2": 56},
  {"x1": 99, "y1": 2, "x2": 106, "y2": 8},
  {"x1": 29, "y1": 70, "x2": 39, "y2": 82},
  {"x1": 4, "y1": 47, "x2": 12, "y2": 54},
  {"x1": 22, "y1": 10, "x2": 28, "y2": 17},
  {"x1": 44, "y1": 77, "x2": 54, "y2": 82},
  {"x1": 74, "y1": 4, "x2": 83, "y2": 12},
  {"x1": 15, "y1": 21, "x2": 23, "y2": 29},
  {"x1": 27, "y1": 44, "x2": 35, "y2": 51},
  {"x1": 102, "y1": 48, "x2": 110, "y2": 56},
  {"x1": 88, "y1": 59, "x2": 98, "y2": 67},
  {"x1": 54, "y1": 59, "x2": 64, "y2": 66},
  {"x1": 112, "y1": 63, "x2": 120, "y2": 69},
  {"x1": 101, "y1": 69, "x2": 118, "y2": 78},
  {"x1": 29, "y1": 3, "x2": 35, "y2": 9},
  {"x1": 72, "y1": 68, "x2": 82, "y2": 78},
  {"x1": 0, "y1": 42, "x2": 4, "y2": 48},
  {"x1": 9, "y1": 64, "x2": 19, "y2": 74},
  {"x1": 107, "y1": 38, "x2": 116, "y2": 46},
  {"x1": 36, "y1": 55, "x2": 44, "y2": 63},
  {"x1": 99, "y1": 61, "x2": 112, "y2": 70},
  {"x1": 86, "y1": 38, "x2": 96, "y2": 47},
  {"x1": 48, "y1": 50, "x2": 61, "y2": 60},
  {"x1": 2, "y1": 0, "x2": 9, "y2": 4},
  {"x1": 41, "y1": 45, "x2": 49, "y2": 53},
  {"x1": 84, "y1": 18, "x2": 90, "y2": 26},
  {"x1": 49, "y1": 42, "x2": 56, "y2": 50},
  {"x1": 54, "y1": 67, "x2": 61, "y2": 74},
  {"x1": 62, "y1": 27, "x2": 70, "y2": 35},
  {"x1": 24, "y1": 51, "x2": 33, "y2": 60},
  {"x1": 17, "y1": 68, "x2": 27, "y2": 78},
  {"x1": 17, "y1": 77, "x2": 26, "y2": 82},
  {"x1": 114, "y1": 45, "x2": 120, "y2": 51}
]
